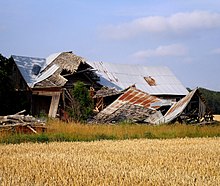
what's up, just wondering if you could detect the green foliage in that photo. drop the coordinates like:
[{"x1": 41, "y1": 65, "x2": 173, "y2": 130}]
[
  {"x1": 198, "y1": 88, "x2": 220, "y2": 114},
  {"x1": 0, "y1": 54, "x2": 13, "y2": 92},
  {"x1": 0, "y1": 134, "x2": 49, "y2": 144},
  {"x1": 68, "y1": 81, "x2": 94, "y2": 121},
  {"x1": 0, "y1": 54, "x2": 29, "y2": 115},
  {"x1": 144, "y1": 132, "x2": 156, "y2": 139},
  {"x1": 187, "y1": 87, "x2": 220, "y2": 114},
  {"x1": 95, "y1": 133, "x2": 116, "y2": 140}
]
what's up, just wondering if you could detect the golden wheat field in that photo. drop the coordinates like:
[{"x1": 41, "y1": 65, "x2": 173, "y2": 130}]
[{"x1": 0, "y1": 138, "x2": 220, "y2": 186}]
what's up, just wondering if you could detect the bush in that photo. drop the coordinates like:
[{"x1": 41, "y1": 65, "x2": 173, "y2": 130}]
[{"x1": 68, "y1": 81, "x2": 94, "y2": 122}]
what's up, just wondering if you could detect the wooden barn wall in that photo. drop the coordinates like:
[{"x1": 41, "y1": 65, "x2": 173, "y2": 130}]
[
  {"x1": 31, "y1": 95, "x2": 52, "y2": 117},
  {"x1": 32, "y1": 89, "x2": 62, "y2": 117},
  {"x1": 11, "y1": 63, "x2": 28, "y2": 91}
]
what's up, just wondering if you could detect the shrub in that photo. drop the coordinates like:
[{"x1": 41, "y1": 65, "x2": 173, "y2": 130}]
[{"x1": 68, "y1": 81, "x2": 94, "y2": 122}]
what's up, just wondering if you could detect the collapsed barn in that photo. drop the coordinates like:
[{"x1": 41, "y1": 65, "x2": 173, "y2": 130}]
[
  {"x1": 12, "y1": 52, "x2": 100, "y2": 118},
  {"x1": 11, "y1": 51, "x2": 213, "y2": 124}
]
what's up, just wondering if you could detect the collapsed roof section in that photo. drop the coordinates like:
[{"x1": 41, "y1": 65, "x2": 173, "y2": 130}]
[
  {"x1": 94, "y1": 87, "x2": 211, "y2": 124},
  {"x1": 12, "y1": 51, "x2": 210, "y2": 123},
  {"x1": 163, "y1": 88, "x2": 208, "y2": 123},
  {"x1": 88, "y1": 61, "x2": 188, "y2": 96},
  {"x1": 13, "y1": 52, "x2": 188, "y2": 96},
  {"x1": 12, "y1": 52, "x2": 91, "y2": 88},
  {"x1": 93, "y1": 87, "x2": 122, "y2": 98},
  {"x1": 94, "y1": 86, "x2": 164, "y2": 124}
]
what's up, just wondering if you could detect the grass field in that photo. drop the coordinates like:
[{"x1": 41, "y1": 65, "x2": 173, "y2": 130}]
[
  {"x1": 0, "y1": 120, "x2": 220, "y2": 143},
  {"x1": 0, "y1": 138, "x2": 219, "y2": 185}
]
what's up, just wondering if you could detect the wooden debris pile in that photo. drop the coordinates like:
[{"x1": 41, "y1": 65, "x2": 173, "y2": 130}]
[
  {"x1": 0, "y1": 110, "x2": 46, "y2": 134},
  {"x1": 94, "y1": 103, "x2": 163, "y2": 124}
]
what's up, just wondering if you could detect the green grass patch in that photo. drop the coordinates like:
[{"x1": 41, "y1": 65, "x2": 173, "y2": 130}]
[{"x1": 0, "y1": 121, "x2": 220, "y2": 144}]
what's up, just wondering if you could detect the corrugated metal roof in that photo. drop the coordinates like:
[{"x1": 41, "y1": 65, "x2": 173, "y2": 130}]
[
  {"x1": 88, "y1": 61, "x2": 188, "y2": 96},
  {"x1": 12, "y1": 55, "x2": 59, "y2": 88},
  {"x1": 34, "y1": 64, "x2": 60, "y2": 86},
  {"x1": 163, "y1": 88, "x2": 198, "y2": 123},
  {"x1": 41, "y1": 52, "x2": 61, "y2": 72},
  {"x1": 95, "y1": 87, "x2": 164, "y2": 123},
  {"x1": 118, "y1": 87, "x2": 163, "y2": 109}
]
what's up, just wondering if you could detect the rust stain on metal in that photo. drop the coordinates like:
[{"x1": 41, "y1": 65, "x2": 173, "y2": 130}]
[
  {"x1": 165, "y1": 89, "x2": 196, "y2": 116},
  {"x1": 164, "y1": 89, "x2": 198, "y2": 123},
  {"x1": 94, "y1": 86, "x2": 164, "y2": 123},
  {"x1": 144, "y1": 76, "x2": 156, "y2": 86},
  {"x1": 117, "y1": 87, "x2": 161, "y2": 109}
]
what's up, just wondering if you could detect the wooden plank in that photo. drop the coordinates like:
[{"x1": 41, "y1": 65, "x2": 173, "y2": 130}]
[
  {"x1": 32, "y1": 91, "x2": 61, "y2": 96},
  {"x1": 27, "y1": 125, "x2": 38, "y2": 134},
  {"x1": 48, "y1": 93, "x2": 61, "y2": 117}
]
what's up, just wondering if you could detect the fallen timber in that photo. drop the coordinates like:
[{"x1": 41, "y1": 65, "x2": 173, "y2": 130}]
[{"x1": 0, "y1": 110, "x2": 46, "y2": 134}]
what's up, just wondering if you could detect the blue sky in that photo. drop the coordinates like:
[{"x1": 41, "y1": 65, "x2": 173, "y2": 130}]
[{"x1": 0, "y1": 0, "x2": 220, "y2": 91}]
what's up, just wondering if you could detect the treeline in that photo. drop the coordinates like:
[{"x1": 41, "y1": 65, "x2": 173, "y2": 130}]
[{"x1": 198, "y1": 88, "x2": 220, "y2": 114}]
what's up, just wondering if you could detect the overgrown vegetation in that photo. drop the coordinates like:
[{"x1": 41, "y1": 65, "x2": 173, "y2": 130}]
[
  {"x1": 67, "y1": 81, "x2": 94, "y2": 122},
  {"x1": 0, "y1": 121, "x2": 219, "y2": 144}
]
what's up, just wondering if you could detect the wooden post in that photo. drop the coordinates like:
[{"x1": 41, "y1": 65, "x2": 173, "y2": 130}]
[{"x1": 48, "y1": 93, "x2": 61, "y2": 118}]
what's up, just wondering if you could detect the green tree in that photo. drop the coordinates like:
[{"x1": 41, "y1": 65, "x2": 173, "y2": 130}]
[
  {"x1": 187, "y1": 87, "x2": 220, "y2": 114},
  {"x1": 198, "y1": 88, "x2": 220, "y2": 114},
  {"x1": 68, "y1": 81, "x2": 94, "y2": 122},
  {"x1": 0, "y1": 54, "x2": 13, "y2": 92},
  {"x1": 0, "y1": 54, "x2": 30, "y2": 115},
  {"x1": 0, "y1": 54, "x2": 15, "y2": 114}
]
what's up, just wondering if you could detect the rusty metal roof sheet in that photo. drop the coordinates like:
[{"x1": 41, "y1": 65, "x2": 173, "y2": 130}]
[
  {"x1": 117, "y1": 87, "x2": 162, "y2": 109},
  {"x1": 95, "y1": 86, "x2": 164, "y2": 123},
  {"x1": 88, "y1": 61, "x2": 188, "y2": 96},
  {"x1": 163, "y1": 88, "x2": 198, "y2": 123}
]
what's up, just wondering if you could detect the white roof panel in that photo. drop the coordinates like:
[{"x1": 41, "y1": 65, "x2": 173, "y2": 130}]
[
  {"x1": 12, "y1": 55, "x2": 59, "y2": 88},
  {"x1": 12, "y1": 55, "x2": 46, "y2": 87},
  {"x1": 41, "y1": 52, "x2": 61, "y2": 72},
  {"x1": 34, "y1": 64, "x2": 59, "y2": 86},
  {"x1": 89, "y1": 61, "x2": 188, "y2": 96}
]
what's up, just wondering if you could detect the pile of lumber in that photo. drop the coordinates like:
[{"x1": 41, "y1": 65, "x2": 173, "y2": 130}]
[{"x1": 0, "y1": 110, "x2": 46, "y2": 134}]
